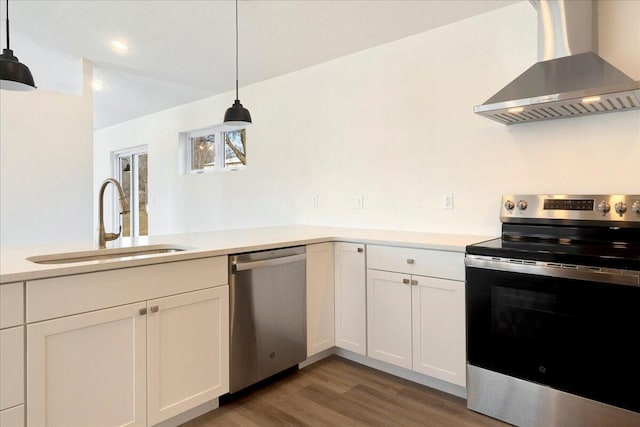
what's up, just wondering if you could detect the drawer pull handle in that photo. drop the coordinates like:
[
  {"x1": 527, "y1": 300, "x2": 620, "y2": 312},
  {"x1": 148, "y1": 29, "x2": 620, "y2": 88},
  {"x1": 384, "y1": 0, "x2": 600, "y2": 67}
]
[
  {"x1": 139, "y1": 308, "x2": 147, "y2": 316},
  {"x1": 402, "y1": 278, "x2": 410, "y2": 284},
  {"x1": 357, "y1": 247, "x2": 364, "y2": 253},
  {"x1": 406, "y1": 259, "x2": 415, "y2": 264},
  {"x1": 150, "y1": 306, "x2": 159, "y2": 313},
  {"x1": 411, "y1": 279, "x2": 418, "y2": 286}
]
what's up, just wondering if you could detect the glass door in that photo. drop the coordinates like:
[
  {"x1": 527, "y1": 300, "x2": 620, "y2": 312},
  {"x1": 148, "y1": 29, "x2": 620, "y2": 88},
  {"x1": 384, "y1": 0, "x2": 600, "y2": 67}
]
[{"x1": 114, "y1": 147, "x2": 148, "y2": 237}]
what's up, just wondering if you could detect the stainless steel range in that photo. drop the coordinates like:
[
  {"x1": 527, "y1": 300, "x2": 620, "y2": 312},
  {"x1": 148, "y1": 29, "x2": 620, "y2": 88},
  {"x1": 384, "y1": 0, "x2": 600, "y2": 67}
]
[{"x1": 465, "y1": 194, "x2": 640, "y2": 427}]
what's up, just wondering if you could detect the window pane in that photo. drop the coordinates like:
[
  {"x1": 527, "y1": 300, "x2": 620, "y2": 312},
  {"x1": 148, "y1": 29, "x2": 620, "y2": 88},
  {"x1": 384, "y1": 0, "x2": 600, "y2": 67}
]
[
  {"x1": 224, "y1": 129, "x2": 246, "y2": 168},
  {"x1": 137, "y1": 153, "x2": 148, "y2": 236},
  {"x1": 191, "y1": 135, "x2": 215, "y2": 171},
  {"x1": 120, "y1": 156, "x2": 132, "y2": 238}
]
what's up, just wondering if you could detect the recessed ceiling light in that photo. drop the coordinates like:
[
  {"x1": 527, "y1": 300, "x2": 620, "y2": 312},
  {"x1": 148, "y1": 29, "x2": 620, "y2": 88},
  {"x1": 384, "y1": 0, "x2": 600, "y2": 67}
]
[
  {"x1": 110, "y1": 39, "x2": 129, "y2": 52},
  {"x1": 92, "y1": 80, "x2": 104, "y2": 91}
]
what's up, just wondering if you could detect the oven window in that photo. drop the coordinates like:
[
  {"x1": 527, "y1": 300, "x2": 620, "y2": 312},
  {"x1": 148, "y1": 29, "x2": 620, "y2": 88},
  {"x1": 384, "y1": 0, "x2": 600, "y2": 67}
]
[
  {"x1": 491, "y1": 286, "x2": 560, "y2": 342},
  {"x1": 466, "y1": 267, "x2": 640, "y2": 413}
]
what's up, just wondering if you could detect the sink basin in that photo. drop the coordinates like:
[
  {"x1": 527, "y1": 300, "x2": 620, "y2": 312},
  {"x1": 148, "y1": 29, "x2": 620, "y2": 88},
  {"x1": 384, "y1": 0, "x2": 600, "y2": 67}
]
[{"x1": 27, "y1": 244, "x2": 190, "y2": 265}]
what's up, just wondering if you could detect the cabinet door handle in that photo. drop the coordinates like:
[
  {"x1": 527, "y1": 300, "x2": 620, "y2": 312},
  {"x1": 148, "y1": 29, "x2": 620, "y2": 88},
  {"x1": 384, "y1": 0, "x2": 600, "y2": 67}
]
[
  {"x1": 402, "y1": 278, "x2": 410, "y2": 284},
  {"x1": 406, "y1": 258, "x2": 415, "y2": 264},
  {"x1": 139, "y1": 308, "x2": 147, "y2": 316},
  {"x1": 357, "y1": 247, "x2": 364, "y2": 253},
  {"x1": 150, "y1": 305, "x2": 159, "y2": 313},
  {"x1": 411, "y1": 279, "x2": 418, "y2": 286}
]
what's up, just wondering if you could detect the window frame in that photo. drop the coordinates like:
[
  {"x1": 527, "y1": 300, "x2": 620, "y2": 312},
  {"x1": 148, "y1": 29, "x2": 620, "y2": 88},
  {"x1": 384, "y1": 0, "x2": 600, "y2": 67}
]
[
  {"x1": 112, "y1": 145, "x2": 148, "y2": 238},
  {"x1": 188, "y1": 133, "x2": 216, "y2": 173},
  {"x1": 184, "y1": 125, "x2": 247, "y2": 174},
  {"x1": 222, "y1": 128, "x2": 247, "y2": 171}
]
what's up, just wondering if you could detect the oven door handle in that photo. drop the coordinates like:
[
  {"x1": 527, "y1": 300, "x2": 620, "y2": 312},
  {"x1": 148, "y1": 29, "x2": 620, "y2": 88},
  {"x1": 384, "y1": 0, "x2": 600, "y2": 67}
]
[{"x1": 465, "y1": 254, "x2": 639, "y2": 287}]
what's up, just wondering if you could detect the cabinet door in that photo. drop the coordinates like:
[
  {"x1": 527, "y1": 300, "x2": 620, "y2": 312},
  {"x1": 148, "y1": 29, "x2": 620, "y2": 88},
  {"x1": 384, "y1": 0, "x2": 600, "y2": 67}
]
[
  {"x1": 0, "y1": 283, "x2": 23, "y2": 329},
  {"x1": 367, "y1": 270, "x2": 412, "y2": 369},
  {"x1": 334, "y1": 243, "x2": 367, "y2": 355},
  {"x1": 1, "y1": 405, "x2": 24, "y2": 427},
  {"x1": 412, "y1": 276, "x2": 466, "y2": 387},
  {"x1": 27, "y1": 302, "x2": 147, "y2": 427},
  {"x1": 147, "y1": 286, "x2": 229, "y2": 426},
  {"x1": 306, "y1": 243, "x2": 335, "y2": 356},
  {"x1": 1, "y1": 326, "x2": 24, "y2": 411}
]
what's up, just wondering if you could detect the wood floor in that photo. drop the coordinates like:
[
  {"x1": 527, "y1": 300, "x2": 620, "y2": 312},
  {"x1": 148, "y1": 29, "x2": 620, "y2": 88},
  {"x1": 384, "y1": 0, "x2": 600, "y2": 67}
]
[{"x1": 183, "y1": 356, "x2": 508, "y2": 427}]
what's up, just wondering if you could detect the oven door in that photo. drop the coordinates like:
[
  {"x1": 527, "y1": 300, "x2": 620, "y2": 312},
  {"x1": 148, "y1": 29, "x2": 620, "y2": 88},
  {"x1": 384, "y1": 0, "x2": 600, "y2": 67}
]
[{"x1": 465, "y1": 255, "x2": 640, "y2": 414}]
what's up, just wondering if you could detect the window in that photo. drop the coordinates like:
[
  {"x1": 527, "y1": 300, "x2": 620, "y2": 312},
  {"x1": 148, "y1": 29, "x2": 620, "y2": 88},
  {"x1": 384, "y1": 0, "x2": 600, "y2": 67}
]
[
  {"x1": 224, "y1": 129, "x2": 246, "y2": 168},
  {"x1": 114, "y1": 146, "x2": 148, "y2": 237},
  {"x1": 183, "y1": 126, "x2": 247, "y2": 174},
  {"x1": 191, "y1": 135, "x2": 215, "y2": 171}
]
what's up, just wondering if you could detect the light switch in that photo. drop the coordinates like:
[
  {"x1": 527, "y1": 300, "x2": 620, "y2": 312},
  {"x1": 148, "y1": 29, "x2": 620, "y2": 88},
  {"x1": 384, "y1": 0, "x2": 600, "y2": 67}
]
[
  {"x1": 355, "y1": 194, "x2": 363, "y2": 209},
  {"x1": 442, "y1": 193, "x2": 454, "y2": 210},
  {"x1": 311, "y1": 194, "x2": 318, "y2": 207}
]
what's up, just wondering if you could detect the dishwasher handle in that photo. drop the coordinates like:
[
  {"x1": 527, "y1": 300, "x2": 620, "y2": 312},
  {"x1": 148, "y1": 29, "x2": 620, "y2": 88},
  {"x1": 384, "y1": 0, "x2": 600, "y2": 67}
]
[{"x1": 232, "y1": 253, "x2": 306, "y2": 272}]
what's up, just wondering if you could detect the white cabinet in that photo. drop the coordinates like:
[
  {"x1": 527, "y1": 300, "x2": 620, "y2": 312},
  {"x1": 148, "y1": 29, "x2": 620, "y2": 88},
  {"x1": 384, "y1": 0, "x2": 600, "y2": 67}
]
[
  {"x1": 1, "y1": 283, "x2": 23, "y2": 329},
  {"x1": 25, "y1": 256, "x2": 229, "y2": 427},
  {"x1": 1, "y1": 327, "x2": 25, "y2": 412},
  {"x1": 306, "y1": 243, "x2": 335, "y2": 356},
  {"x1": 366, "y1": 245, "x2": 466, "y2": 387},
  {"x1": 147, "y1": 287, "x2": 229, "y2": 425},
  {"x1": 367, "y1": 245, "x2": 465, "y2": 281},
  {"x1": 412, "y1": 276, "x2": 465, "y2": 387},
  {"x1": 334, "y1": 242, "x2": 367, "y2": 355},
  {"x1": 1, "y1": 282, "x2": 25, "y2": 427},
  {"x1": 366, "y1": 270, "x2": 412, "y2": 369},
  {"x1": 27, "y1": 302, "x2": 147, "y2": 427},
  {"x1": 0, "y1": 405, "x2": 24, "y2": 427}
]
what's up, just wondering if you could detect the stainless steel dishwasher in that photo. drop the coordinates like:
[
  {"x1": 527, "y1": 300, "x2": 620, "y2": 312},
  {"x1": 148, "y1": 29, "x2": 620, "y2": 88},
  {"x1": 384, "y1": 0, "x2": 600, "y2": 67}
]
[{"x1": 228, "y1": 246, "x2": 307, "y2": 393}]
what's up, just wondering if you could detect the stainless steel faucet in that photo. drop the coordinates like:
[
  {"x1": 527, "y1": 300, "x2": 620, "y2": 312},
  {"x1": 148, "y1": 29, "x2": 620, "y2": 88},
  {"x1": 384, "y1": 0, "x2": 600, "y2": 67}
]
[{"x1": 98, "y1": 178, "x2": 130, "y2": 248}]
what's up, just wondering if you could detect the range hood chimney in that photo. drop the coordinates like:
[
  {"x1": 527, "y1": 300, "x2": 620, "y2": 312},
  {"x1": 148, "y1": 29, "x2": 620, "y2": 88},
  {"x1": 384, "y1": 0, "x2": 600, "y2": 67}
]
[{"x1": 474, "y1": 0, "x2": 640, "y2": 125}]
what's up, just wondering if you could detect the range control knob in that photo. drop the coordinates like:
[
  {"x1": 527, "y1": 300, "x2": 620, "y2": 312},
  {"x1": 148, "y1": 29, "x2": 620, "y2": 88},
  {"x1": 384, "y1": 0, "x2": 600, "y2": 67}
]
[
  {"x1": 614, "y1": 202, "x2": 627, "y2": 216},
  {"x1": 517, "y1": 200, "x2": 528, "y2": 210},
  {"x1": 504, "y1": 200, "x2": 515, "y2": 211},
  {"x1": 597, "y1": 201, "x2": 610, "y2": 215},
  {"x1": 632, "y1": 201, "x2": 640, "y2": 215}
]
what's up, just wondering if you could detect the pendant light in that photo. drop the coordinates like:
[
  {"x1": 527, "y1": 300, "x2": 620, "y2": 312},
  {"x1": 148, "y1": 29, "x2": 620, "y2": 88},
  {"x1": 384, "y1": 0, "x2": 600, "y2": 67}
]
[
  {"x1": 0, "y1": 0, "x2": 36, "y2": 91},
  {"x1": 223, "y1": 0, "x2": 251, "y2": 125}
]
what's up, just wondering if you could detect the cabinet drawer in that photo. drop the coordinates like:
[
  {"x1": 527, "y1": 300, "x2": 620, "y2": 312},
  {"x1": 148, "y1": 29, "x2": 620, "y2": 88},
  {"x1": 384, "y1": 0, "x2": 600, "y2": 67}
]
[
  {"x1": 1, "y1": 326, "x2": 24, "y2": 411},
  {"x1": 27, "y1": 256, "x2": 228, "y2": 323},
  {"x1": 367, "y1": 245, "x2": 464, "y2": 281},
  {"x1": 0, "y1": 405, "x2": 24, "y2": 427},
  {"x1": 1, "y1": 283, "x2": 23, "y2": 329}
]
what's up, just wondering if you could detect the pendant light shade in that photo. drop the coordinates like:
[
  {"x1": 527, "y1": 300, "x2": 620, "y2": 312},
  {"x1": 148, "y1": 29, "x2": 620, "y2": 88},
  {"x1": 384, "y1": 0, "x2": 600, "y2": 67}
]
[
  {"x1": 223, "y1": 0, "x2": 251, "y2": 125},
  {"x1": 224, "y1": 99, "x2": 252, "y2": 125},
  {"x1": 1, "y1": 0, "x2": 36, "y2": 91}
]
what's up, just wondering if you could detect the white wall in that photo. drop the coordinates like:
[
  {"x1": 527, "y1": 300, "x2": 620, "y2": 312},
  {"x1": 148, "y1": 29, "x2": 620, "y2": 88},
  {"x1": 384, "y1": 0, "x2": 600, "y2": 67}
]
[
  {"x1": 95, "y1": 2, "x2": 640, "y2": 238},
  {"x1": 1, "y1": 61, "x2": 94, "y2": 247}
]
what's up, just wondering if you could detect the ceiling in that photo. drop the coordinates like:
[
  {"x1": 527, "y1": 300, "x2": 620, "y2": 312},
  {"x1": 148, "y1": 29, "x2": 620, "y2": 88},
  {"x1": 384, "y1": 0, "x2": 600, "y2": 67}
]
[{"x1": 3, "y1": 0, "x2": 519, "y2": 129}]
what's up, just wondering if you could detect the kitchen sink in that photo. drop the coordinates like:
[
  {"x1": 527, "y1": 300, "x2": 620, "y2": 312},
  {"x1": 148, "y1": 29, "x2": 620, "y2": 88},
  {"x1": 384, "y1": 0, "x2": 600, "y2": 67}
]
[{"x1": 27, "y1": 244, "x2": 190, "y2": 264}]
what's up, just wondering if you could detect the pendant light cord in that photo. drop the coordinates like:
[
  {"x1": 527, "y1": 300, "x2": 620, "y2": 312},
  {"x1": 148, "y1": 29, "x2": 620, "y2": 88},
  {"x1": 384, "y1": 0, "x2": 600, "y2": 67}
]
[
  {"x1": 235, "y1": 0, "x2": 239, "y2": 100},
  {"x1": 5, "y1": 0, "x2": 10, "y2": 49}
]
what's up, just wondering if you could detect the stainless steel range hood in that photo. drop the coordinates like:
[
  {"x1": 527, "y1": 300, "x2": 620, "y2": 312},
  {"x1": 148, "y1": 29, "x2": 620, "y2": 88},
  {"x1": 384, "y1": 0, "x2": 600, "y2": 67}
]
[{"x1": 474, "y1": 0, "x2": 640, "y2": 125}]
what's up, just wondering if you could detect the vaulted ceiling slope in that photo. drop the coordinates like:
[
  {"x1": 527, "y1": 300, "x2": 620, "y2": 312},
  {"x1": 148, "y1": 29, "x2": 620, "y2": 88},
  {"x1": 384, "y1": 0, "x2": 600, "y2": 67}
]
[{"x1": 2, "y1": 0, "x2": 518, "y2": 129}]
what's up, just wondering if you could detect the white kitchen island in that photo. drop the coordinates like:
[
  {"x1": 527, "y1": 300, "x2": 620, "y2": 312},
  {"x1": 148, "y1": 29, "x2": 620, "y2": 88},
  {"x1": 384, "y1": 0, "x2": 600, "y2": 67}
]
[{"x1": 0, "y1": 225, "x2": 492, "y2": 427}]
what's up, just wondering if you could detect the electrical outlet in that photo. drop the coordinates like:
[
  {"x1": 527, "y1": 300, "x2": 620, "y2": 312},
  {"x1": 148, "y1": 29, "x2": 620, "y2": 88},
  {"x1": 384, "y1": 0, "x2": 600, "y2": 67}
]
[
  {"x1": 442, "y1": 193, "x2": 454, "y2": 210},
  {"x1": 355, "y1": 194, "x2": 364, "y2": 209},
  {"x1": 311, "y1": 194, "x2": 318, "y2": 208}
]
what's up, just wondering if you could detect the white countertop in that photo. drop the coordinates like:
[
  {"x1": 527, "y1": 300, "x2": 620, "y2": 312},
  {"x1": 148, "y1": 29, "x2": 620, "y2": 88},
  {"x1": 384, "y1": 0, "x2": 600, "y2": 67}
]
[{"x1": 0, "y1": 225, "x2": 494, "y2": 284}]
